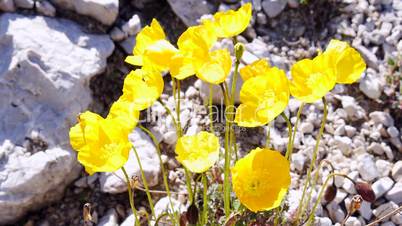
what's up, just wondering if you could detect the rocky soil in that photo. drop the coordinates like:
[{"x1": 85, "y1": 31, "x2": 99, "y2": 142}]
[{"x1": 0, "y1": 0, "x2": 401, "y2": 225}]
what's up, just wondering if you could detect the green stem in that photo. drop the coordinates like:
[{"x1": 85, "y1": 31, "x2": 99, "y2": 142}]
[
  {"x1": 209, "y1": 83, "x2": 215, "y2": 134},
  {"x1": 176, "y1": 79, "x2": 182, "y2": 136},
  {"x1": 306, "y1": 173, "x2": 345, "y2": 225},
  {"x1": 281, "y1": 112, "x2": 292, "y2": 159},
  {"x1": 138, "y1": 125, "x2": 177, "y2": 224},
  {"x1": 158, "y1": 98, "x2": 178, "y2": 131},
  {"x1": 202, "y1": 173, "x2": 208, "y2": 225},
  {"x1": 220, "y1": 83, "x2": 231, "y2": 217},
  {"x1": 132, "y1": 146, "x2": 155, "y2": 219},
  {"x1": 288, "y1": 103, "x2": 304, "y2": 162},
  {"x1": 121, "y1": 166, "x2": 140, "y2": 226},
  {"x1": 295, "y1": 97, "x2": 328, "y2": 225}
]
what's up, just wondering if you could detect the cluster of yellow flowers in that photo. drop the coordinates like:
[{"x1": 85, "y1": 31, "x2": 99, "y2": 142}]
[{"x1": 69, "y1": 2, "x2": 367, "y2": 223}]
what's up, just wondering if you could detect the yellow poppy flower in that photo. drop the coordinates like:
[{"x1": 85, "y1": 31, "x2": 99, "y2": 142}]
[
  {"x1": 107, "y1": 98, "x2": 140, "y2": 132},
  {"x1": 120, "y1": 68, "x2": 164, "y2": 110},
  {"x1": 175, "y1": 131, "x2": 220, "y2": 173},
  {"x1": 235, "y1": 67, "x2": 289, "y2": 127},
  {"x1": 69, "y1": 111, "x2": 132, "y2": 175},
  {"x1": 231, "y1": 148, "x2": 290, "y2": 212},
  {"x1": 171, "y1": 24, "x2": 232, "y2": 84},
  {"x1": 125, "y1": 19, "x2": 178, "y2": 71},
  {"x1": 324, "y1": 39, "x2": 366, "y2": 84},
  {"x1": 203, "y1": 3, "x2": 252, "y2": 38},
  {"x1": 290, "y1": 54, "x2": 336, "y2": 103},
  {"x1": 239, "y1": 59, "x2": 270, "y2": 81}
]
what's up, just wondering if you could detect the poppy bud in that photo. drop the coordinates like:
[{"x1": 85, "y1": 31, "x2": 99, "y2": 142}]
[
  {"x1": 186, "y1": 203, "x2": 199, "y2": 225},
  {"x1": 324, "y1": 184, "x2": 337, "y2": 202},
  {"x1": 348, "y1": 195, "x2": 363, "y2": 214},
  {"x1": 179, "y1": 212, "x2": 188, "y2": 226},
  {"x1": 355, "y1": 182, "x2": 375, "y2": 203},
  {"x1": 234, "y1": 43, "x2": 245, "y2": 61}
]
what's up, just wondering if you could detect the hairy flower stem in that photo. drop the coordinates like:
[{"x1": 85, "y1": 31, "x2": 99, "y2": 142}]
[
  {"x1": 132, "y1": 146, "x2": 155, "y2": 219},
  {"x1": 295, "y1": 97, "x2": 328, "y2": 225},
  {"x1": 306, "y1": 173, "x2": 347, "y2": 225},
  {"x1": 220, "y1": 82, "x2": 231, "y2": 218},
  {"x1": 121, "y1": 166, "x2": 140, "y2": 226},
  {"x1": 288, "y1": 103, "x2": 304, "y2": 161},
  {"x1": 201, "y1": 173, "x2": 208, "y2": 225},
  {"x1": 209, "y1": 84, "x2": 215, "y2": 134},
  {"x1": 138, "y1": 125, "x2": 177, "y2": 224},
  {"x1": 281, "y1": 112, "x2": 293, "y2": 159}
]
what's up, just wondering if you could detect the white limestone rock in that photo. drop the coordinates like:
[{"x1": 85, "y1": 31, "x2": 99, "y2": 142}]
[
  {"x1": 167, "y1": 0, "x2": 217, "y2": 26},
  {"x1": 0, "y1": 13, "x2": 114, "y2": 224}
]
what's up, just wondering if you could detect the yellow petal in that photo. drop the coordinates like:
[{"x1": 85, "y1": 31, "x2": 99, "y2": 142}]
[
  {"x1": 238, "y1": 68, "x2": 289, "y2": 126},
  {"x1": 133, "y1": 19, "x2": 166, "y2": 56},
  {"x1": 204, "y1": 3, "x2": 252, "y2": 38},
  {"x1": 234, "y1": 104, "x2": 268, "y2": 127},
  {"x1": 196, "y1": 49, "x2": 232, "y2": 84},
  {"x1": 169, "y1": 53, "x2": 196, "y2": 80},
  {"x1": 107, "y1": 98, "x2": 140, "y2": 132},
  {"x1": 231, "y1": 148, "x2": 290, "y2": 212},
  {"x1": 290, "y1": 54, "x2": 336, "y2": 103},
  {"x1": 175, "y1": 131, "x2": 220, "y2": 173},
  {"x1": 143, "y1": 39, "x2": 179, "y2": 71},
  {"x1": 239, "y1": 59, "x2": 270, "y2": 81},
  {"x1": 121, "y1": 69, "x2": 164, "y2": 110},
  {"x1": 325, "y1": 39, "x2": 366, "y2": 84}
]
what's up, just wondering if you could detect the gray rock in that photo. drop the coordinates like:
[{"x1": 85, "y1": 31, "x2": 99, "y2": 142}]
[
  {"x1": 300, "y1": 122, "x2": 314, "y2": 134},
  {"x1": 256, "y1": 12, "x2": 268, "y2": 25},
  {"x1": 369, "y1": 111, "x2": 394, "y2": 127},
  {"x1": 357, "y1": 154, "x2": 379, "y2": 181},
  {"x1": 335, "y1": 136, "x2": 353, "y2": 155},
  {"x1": 0, "y1": 0, "x2": 16, "y2": 11},
  {"x1": 14, "y1": 0, "x2": 34, "y2": 8},
  {"x1": 359, "y1": 73, "x2": 383, "y2": 100},
  {"x1": 327, "y1": 201, "x2": 346, "y2": 223},
  {"x1": 392, "y1": 161, "x2": 402, "y2": 182},
  {"x1": 344, "y1": 216, "x2": 362, "y2": 226},
  {"x1": 358, "y1": 200, "x2": 372, "y2": 220},
  {"x1": 314, "y1": 217, "x2": 332, "y2": 226},
  {"x1": 167, "y1": 0, "x2": 217, "y2": 26},
  {"x1": 122, "y1": 15, "x2": 141, "y2": 36},
  {"x1": 372, "y1": 177, "x2": 394, "y2": 199},
  {"x1": 385, "y1": 182, "x2": 402, "y2": 204},
  {"x1": 387, "y1": 126, "x2": 399, "y2": 138},
  {"x1": 345, "y1": 125, "x2": 357, "y2": 137},
  {"x1": 376, "y1": 159, "x2": 392, "y2": 177},
  {"x1": 110, "y1": 27, "x2": 126, "y2": 42},
  {"x1": 98, "y1": 209, "x2": 118, "y2": 226},
  {"x1": 100, "y1": 128, "x2": 161, "y2": 193},
  {"x1": 373, "y1": 202, "x2": 399, "y2": 221},
  {"x1": 119, "y1": 36, "x2": 136, "y2": 54},
  {"x1": 0, "y1": 13, "x2": 113, "y2": 224},
  {"x1": 154, "y1": 196, "x2": 185, "y2": 218},
  {"x1": 368, "y1": 142, "x2": 386, "y2": 155},
  {"x1": 355, "y1": 45, "x2": 378, "y2": 70},
  {"x1": 50, "y1": 0, "x2": 119, "y2": 25},
  {"x1": 36, "y1": 1, "x2": 56, "y2": 17},
  {"x1": 262, "y1": 0, "x2": 287, "y2": 18}
]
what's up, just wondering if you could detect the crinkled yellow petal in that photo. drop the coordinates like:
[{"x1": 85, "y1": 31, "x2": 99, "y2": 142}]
[
  {"x1": 234, "y1": 104, "x2": 268, "y2": 127},
  {"x1": 143, "y1": 39, "x2": 179, "y2": 71},
  {"x1": 69, "y1": 111, "x2": 131, "y2": 175},
  {"x1": 239, "y1": 59, "x2": 270, "y2": 81},
  {"x1": 134, "y1": 19, "x2": 165, "y2": 56},
  {"x1": 204, "y1": 3, "x2": 252, "y2": 38},
  {"x1": 325, "y1": 39, "x2": 366, "y2": 84},
  {"x1": 237, "y1": 68, "x2": 289, "y2": 126},
  {"x1": 125, "y1": 55, "x2": 143, "y2": 66},
  {"x1": 107, "y1": 98, "x2": 140, "y2": 132},
  {"x1": 121, "y1": 69, "x2": 164, "y2": 110},
  {"x1": 169, "y1": 53, "x2": 196, "y2": 80},
  {"x1": 196, "y1": 49, "x2": 232, "y2": 84},
  {"x1": 175, "y1": 131, "x2": 220, "y2": 173},
  {"x1": 290, "y1": 54, "x2": 336, "y2": 103},
  {"x1": 231, "y1": 148, "x2": 290, "y2": 212}
]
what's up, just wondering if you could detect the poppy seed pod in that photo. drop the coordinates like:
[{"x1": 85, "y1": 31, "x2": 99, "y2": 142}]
[
  {"x1": 186, "y1": 203, "x2": 199, "y2": 225},
  {"x1": 348, "y1": 195, "x2": 363, "y2": 214},
  {"x1": 324, "y1": 184, "x2": 337, "y2": 202},
  {"x1": 355, "y1": 182, "x2": 376, "y2": 203}
]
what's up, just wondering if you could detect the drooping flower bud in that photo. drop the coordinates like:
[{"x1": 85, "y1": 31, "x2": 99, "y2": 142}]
[
  {"x1": 186, "y1": 203, "x2": 199, "y2": 225},
  {"x1": 355, "y1": 182, "x2": 375, "y2": 203},
  {"x1": 324, "y1": 184, "x2": 337, "y2": 202},
  {"x1": 83, "y1": 203, "x2": 93, "y2": 223}
]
